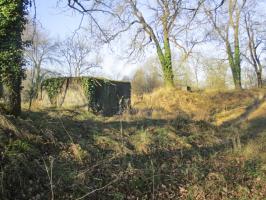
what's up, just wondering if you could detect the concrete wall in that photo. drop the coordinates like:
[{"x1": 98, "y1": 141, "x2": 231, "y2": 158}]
[
  {"x1": 91, "y1": 79, "x2": 131, "y2": 116},
  {"x1": 39, "y1": 78, "x2": 88, "y2": 110},
  {"x1": 39, "y1": 77, "x2": 131, "y2": 116}
]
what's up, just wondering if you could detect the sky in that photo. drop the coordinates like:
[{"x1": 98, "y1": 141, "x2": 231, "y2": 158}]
[
  {"x1": 31, "y1": 0, "x2": 138, "y2": 80},
  {"x1": 30, "y1": 0, "x2": 266, "y2": 84}
]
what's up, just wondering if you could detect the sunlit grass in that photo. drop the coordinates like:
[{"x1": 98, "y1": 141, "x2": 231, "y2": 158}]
[{"x1": 1, "y1": 87, "x2": 266, "y2": 199}]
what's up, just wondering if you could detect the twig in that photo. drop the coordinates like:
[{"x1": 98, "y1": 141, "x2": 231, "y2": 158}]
[
  {"x1": 78, "y1": 156, "x2": 116, "y2": 176},
  {"x1": 151, "y1": 160, "x2": 155, "y2": 200},
  {"x1": 75, "y1": 176, "x2": 120, "y2": 200},
  {"x1": 57, "y1": 115, "x2": 74, "y2": 143},
  {"x1": 0, "y1": 170, "x2": 4, "y2": 195},
  {"x1": 43, "y1": 156, "x2": 55, "y2": 200}
]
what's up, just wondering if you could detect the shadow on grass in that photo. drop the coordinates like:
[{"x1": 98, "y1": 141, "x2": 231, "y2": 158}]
[
  {"x1": 221, "y1": 95, "x2": 266, "y2": 127},
  {"x1": 5, "y1": 108, "x2": 262, "y2": 199},
  {"x1": 241, "y1": 116, "x2": 266, "y2": 143},
  {"x1": 20, "y1": 109, "x2": 228, "y2": 169}
]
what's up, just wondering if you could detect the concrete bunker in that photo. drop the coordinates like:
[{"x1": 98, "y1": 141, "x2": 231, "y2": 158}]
[{"x1": 40, "y1": 77, "x2": 131, "y2": 116}]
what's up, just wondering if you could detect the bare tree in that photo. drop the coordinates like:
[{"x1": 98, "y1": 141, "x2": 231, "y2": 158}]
[
  {"x1": 131, "y1": 59, "x2": 162, "y2": 95},
  {"x1": 204, "y1": 0, "x2": 247, "y2": 89},
  {"x1": 23, "y1": 22, "x2": 59, "y2": 109},
  {"x1": 59, "y1": 34, "x2": 100, "y2": 77},
  {"x1": 173, "y1": 52, "x2": 195, "y2": 88},
  {"x1": 64, "y1": 0, "x2": 213, "y2": 87},
  {"x1": 242, "y1": 65, "x2": 257, "y2": 88},
  {"x1": 244, "y1": 11, "x2": 265, "y2": 88},
  {"x1": 202, "y1": 57, "x2": 229, "y2": 90},
  {"x1": 190, "y1": 53, "x2": 202, "y2": 88}
]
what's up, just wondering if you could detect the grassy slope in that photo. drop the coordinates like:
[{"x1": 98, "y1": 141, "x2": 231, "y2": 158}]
[{"x1": 0, "y1": 88, "x2": 266, "y2": 200}]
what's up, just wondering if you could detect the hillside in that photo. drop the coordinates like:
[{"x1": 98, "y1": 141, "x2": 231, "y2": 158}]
[{"x1": 0, "y1": 88, "x2": 266, "y2": 200}]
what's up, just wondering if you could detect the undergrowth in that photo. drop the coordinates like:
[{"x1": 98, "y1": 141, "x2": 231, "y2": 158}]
[{"x1": 0, "y1": 88, "x2": 266, "y2": 199}]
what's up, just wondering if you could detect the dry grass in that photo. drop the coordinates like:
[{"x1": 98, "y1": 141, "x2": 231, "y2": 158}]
[
  {"x1": 94, "y1": 135, "x2": 132, "y2": 155},
  {"x1": 0, "y1": 114, "x2": 21, "y2": 137},
  {"x1": 1, "y1": 87, "x2": 266, "y2": 199},
  {"x1": 133, "y1": 87, "x2": 266, "y2": 124},
  {"x1": 247, "y1": 101, "x2": 266, "y2": 120},
  {"x1": 133, "y1": 87, "x2": 209, "y2": 120},
  {"x1": 130, "y1": 131, "x2": 152, "y2": 154},
  {"x1": 215, "y1": 107, "x2": 246, "y2": 126}
]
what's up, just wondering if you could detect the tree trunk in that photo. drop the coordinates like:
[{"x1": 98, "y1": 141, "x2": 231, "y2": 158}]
[
  {"x1": 0, "y1": 78, "x2": 3, "y2": 99},
  {"x1": 162, "y1": 41, "x2": 174, "y2": 87},
  {"x1": 227, "y1": 59, "x2": 242, "y2": 90},
  {"x1": 35, "y1": 65, "x2": 41, "y2": 98},
  {"x1": 129, "y1": 1, "x2": 175, "y2": 87},
  {"x1": 0, "y1": 0, "x2": 27, "y2": 116},
  {"x1": 161, "y1": 60, "x2": 174, "y2": 87},
  {"x1": 4, "y1": 78, "x2": 22, "y2": 116},
  {"x1": 157, "y1": 50, "x2": 174, "y2": 87},
  {"x1": 226, "y1": 41, "x2": 242, "y2": 90},
  {"x1": 161, "y1": 15, "x2": 174, "y2": 87},
  {"x1": 232, "y1": 64, "x2": 242, "y2": 90},
  {"x1": 155, "y1": 42, "x2": 174, "y2": 87},
  {"x1": 257, "y1": 71, "x2": 263, "y2": 88},
  {"x1": 233, "y1": 35, "x2": 242, "y2": 89},
  {"x1": 225, "y1": 0, "x2": 242, "y2": 90}
]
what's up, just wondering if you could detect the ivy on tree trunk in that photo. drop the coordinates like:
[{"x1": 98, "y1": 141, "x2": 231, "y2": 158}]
[
  {"x1": 227, "y1": 41, "x2": 242, "y2": 90},
  {"x1": 156, "y1": 13, "x2": 174, "y2": 87},
  {"x1": 0, "y1": 0, "x2": 29, "y2": 116}
]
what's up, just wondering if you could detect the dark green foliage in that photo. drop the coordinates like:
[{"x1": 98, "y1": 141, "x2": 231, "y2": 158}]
[
  {"x1": 244, "y1": 159, "x2": 264, "y2": 178},
  {"x1": 0, "y1": 0, "x2": 29, "y2": 116},
  {"x1": 81, "y1": 77, "x2": 97, "y2": 108},
  {"x1": 0, "y1": 79, "x2": 3, "y2": 98},
  {"x1": 42, "y1": 77, "x2": 66, "y2": 105}
]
